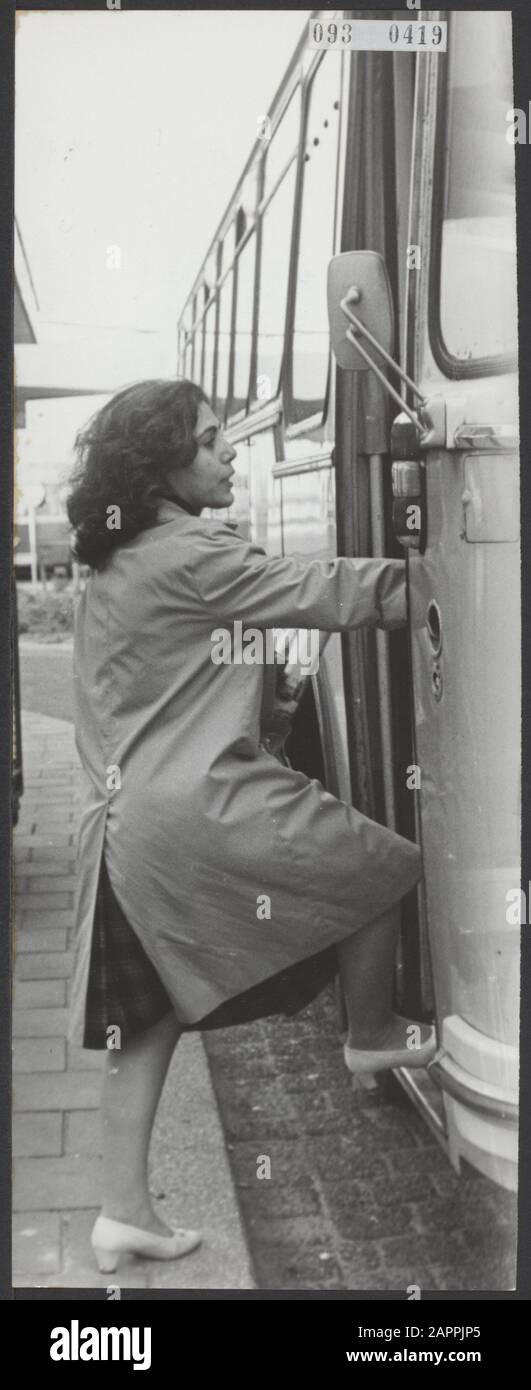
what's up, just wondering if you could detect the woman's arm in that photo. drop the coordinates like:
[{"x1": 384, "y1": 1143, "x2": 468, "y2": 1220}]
[{"x1": 181, "y1": 520, "x2": 407, "y2": 633}]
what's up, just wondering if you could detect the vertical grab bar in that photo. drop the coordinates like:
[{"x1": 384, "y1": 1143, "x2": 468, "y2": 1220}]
[{"x1": 369, "y1": 453, "x2": 397, "y2": 833}]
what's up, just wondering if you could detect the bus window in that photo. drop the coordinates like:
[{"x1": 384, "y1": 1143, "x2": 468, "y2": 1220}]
[
  {"x1": 247, "y1": 429, "x2": 278, "y2": 552},
  {"x1": 255, "y1": 160, "x2": 297, "y2": 403},
  {"x1": 216, "y1": 230, "x2": 235, "y2": 420},
  {"x1": 189, "y1": 295, "x2": 197, "y2": 380},
  {"x1": 183, "y1": 338, "x2": 192, "y2": 381},
  {"x1": 216, "y1": 269, "x2": 233, "y2": 420},
  {"x1": 231, "y1": 226, "x2": 256, "y2": 415},
  {"x1": 179, "y1": 304, "x2": 193, "y2": 380},
  {"x1": 289, "y1": 55, "x2": 341, "y2": 422},
  {"x1": 263, "y1": 87, "x2": 300, "y2": 199},
  {"x1": 435, "y1": 11, "x2": 517, "y2": 368},
  {"x1": 202, "y1": 296, "x2": 216, "y2": 399}
]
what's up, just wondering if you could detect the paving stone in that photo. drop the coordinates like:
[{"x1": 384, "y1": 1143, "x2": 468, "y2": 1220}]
[
  {"x1": 15, "y1": 928, "x2": 68, "y2": 952},
  {"x1": 12, "y1": 1212, "x2": 61, "y2": 1275},
  {"x1": 16, "y1": 893, "x2": 71, "y2": 912},
  {"x1": 234, "y1": 1171, "x2": 322, "y2": 1220},
  {"x1": 145, "y1": 1237, "x2": 250, "y2": 1291},
  {"x1": 24, "y1": 775, "x2": 77, "y2": 787},
  {"x1": 381, "y1": 1144, "x2": 451, "y2": 1178},
  {"x1": 18, "y1": 800, "x2": 68, "y2": 811},
  {"x1": 27, "y1": 814, "x2": 74, "y2": 827},
  {"x1": 452, "y1": 1225, "x2": 517, "y2": 1269},
  {"x1": 13, "y1": 1008, "x2": 70, "y2": 1038},
  {"x1": 327, "y1": 1194, "x2": 419, "y2": 1242},
  {"x1": 373, "y1": 1232, "x2": 466, "y2": 1271},
  {"x1": 20, "y1": 840, "x2": 75, "y2": 855},
  {"x1": 246, "y1": 1213, "x2": 331, "y2": 1247},
  {"x1": 222, "y1": 1108, "x2": 302, "y2": 1143},
  {"x1": 14, "y1": 1155, "x2": 103, "y2": 1211},
  {"x1": 13, "y1": 979, "x2": 66, "y2": 1008},
  {"x1": 12, "y1": 1272, "x2": 111, "y2": 1289},
  {"x1": 13, "y1": 1037, "x2": 66, "y2": 1073},
  {"x1": 67, "y1": 1045, "x2": 106, "y2": 1072},
  {"x1": 15, "y1": 836, "x2": 73, "y2": 850},
  {"x1": 21, "y1": 794, "x2": 75, "y2": 807},
  {"x1": 18, "y1": 861, "x2": 76, "y2": 877},
  {"x1": 248, "y1": 1221, "x2": 345, "y2": 1290},
  {"x1": 15, "y1": 951, "x2": 73, "y2": 980},
  {"x1": 409, "y1": 1191, "x2": 517, "y2": 1237},
  {"x1": 13, "y1": 1112, "x2": 63, "y2": 1157},
  {"x1": 340, "y1": 1253, "x2": 436, "y2": 1292},
  {"x1": 64, "y1": 1111, "x2": 102, "y2": 1157},
  {"x1": 222, "y1": 1138, "x2": 313, "y2": 1187},
  {"x1": 14, "y1": 1071, "x2": 102, "y2": 1112},
  {"x1": 26, "y1": 875, "x2": 76, "y2": 893},
  {"x1": 426, "y1": 1258, "x2": 516, "y2": 1293},
  {"x1": 307, "y1": 1133, "x2": 391, "y2": 1179},
  {"x1": 19, "y1": 911, "x2": 73, "y2": 930}
]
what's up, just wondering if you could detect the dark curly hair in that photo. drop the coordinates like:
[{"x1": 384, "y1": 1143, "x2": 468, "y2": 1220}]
[{"x1": 66, "y1": 378, "x2": 208, "y2": 568}]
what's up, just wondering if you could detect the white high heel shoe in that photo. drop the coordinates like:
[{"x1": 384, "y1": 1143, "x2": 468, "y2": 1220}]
[
  {"x1": 344, "y1": 1018, "x2": 437, "y2": 1076},
  {"x1": 91, "y1": 1214, "x2": 203, "y2": 1274}
]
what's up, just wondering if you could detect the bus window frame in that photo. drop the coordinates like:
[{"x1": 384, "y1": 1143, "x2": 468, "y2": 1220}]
[
  {"x1": 183, "y1": 292, "x2": 195, "y2": 380},
  {"x1": 250, "y1": 86, "x2": 301, "y2": 414},
  {"x1": 227, "y1": 206, "x2": 261, "y2": 425},
  {"x1": 211, "y1": 242, "x2": 223, "y2": 409},
  {"x1": 283, "y1": 50, "x2": 342, "y2": 431},
  {"x1": 201, "y1": 285, "x2": 218, "y2": 396},
  {"x1": 427, "y1": 17, "x2": 518, "y2": 382},
  {"x1": 217, "y1": 217, "x2": 239, "y2": 422}
]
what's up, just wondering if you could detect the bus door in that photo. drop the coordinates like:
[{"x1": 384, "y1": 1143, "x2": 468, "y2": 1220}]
[
  {"x1": 401, "y1": 10, "x2": 520, "y2": 1191},
  {"x1": 335, "y1": 35, "x2": 434, "y2": 1040}
]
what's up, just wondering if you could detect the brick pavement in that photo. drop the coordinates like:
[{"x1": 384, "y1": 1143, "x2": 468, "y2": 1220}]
[
  {"x1": 202, "y1": 993, "x2": 519, "y2": 1291},
  {"x1": 12, "y1": 710, "x2": 254, "y2": 1291}
]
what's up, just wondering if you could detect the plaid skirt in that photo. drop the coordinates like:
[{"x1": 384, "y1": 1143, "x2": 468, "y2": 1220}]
[{"x1": 82, "y1": 857, "x2": 338, "y2": 1049}]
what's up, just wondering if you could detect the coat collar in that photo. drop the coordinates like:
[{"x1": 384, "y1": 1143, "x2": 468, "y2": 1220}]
[
  {"x1": 156, "y1": 498, "x2": 202, "y2": 524},
  {"x1": 155, "y1": 498, "x2": 240, "y2": 532}
]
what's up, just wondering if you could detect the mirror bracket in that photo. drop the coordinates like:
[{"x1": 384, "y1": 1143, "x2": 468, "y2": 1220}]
[{"x1": 340, "y1": 291, "x2": 424, "y2": 429}]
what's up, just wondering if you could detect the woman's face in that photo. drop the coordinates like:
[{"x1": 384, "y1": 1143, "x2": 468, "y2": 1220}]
[{"x1": 166, "y1": 401, "x2": 236, "y2": 511}]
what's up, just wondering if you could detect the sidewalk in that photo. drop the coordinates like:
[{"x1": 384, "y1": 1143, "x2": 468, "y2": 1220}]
[{"x1": 13, "y1": 710, "x2": 255, "y2": 1291}]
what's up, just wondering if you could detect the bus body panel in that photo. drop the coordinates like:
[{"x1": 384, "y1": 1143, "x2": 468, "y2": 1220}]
[
  {"x1": 405, "y1": 13, "x2": 520, "y2": 1186},
  {"x1": 408, "y1": 450, "x2": 520, "y2": 1049}
]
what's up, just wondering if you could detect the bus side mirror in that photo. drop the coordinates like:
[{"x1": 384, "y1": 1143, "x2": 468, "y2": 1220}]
[{"x1": 327, "y1": 250, "x2": 394, "y2": 372}]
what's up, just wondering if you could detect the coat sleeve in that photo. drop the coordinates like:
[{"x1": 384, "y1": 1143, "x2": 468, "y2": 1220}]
[{"x1": 181, "y1": 521, "x2": 407, "y2": 632}]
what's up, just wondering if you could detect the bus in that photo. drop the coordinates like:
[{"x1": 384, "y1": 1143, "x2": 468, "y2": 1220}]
[{"x1": 176, "y1": 9, "x2": 520, "y2": 1192}]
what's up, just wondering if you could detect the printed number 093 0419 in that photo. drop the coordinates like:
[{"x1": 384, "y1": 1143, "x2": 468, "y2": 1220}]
[{"x1": 309, "y1": 20, "x2": 447, "y2": 53}]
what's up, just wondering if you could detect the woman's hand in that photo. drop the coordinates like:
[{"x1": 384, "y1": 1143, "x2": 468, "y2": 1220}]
[{"x1": 259, "y1": 632, "x2": 332, "y2": 763}]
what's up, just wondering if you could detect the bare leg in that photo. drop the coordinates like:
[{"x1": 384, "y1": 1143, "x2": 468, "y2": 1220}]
[
  {"x1": 101, "y1": 1010, "x2": 182, "y2": 1236},
  {"x1": 337, "y1": 903, "x2": 432, "y2": 1050}
]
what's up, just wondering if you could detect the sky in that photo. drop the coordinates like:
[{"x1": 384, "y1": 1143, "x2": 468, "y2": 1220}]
[{"x1": 15, "y1": 8, "x2": 309, "y2": 364}]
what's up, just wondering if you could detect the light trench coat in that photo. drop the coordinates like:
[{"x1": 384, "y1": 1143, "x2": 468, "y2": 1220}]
[{"x1": 68, "y1": 500, "x2": 422, "y2": 1045}]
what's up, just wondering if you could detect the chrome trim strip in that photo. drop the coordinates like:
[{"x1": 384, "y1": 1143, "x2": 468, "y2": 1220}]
[
  {"x1": 394, "y1": 1066, "x2": 448, "y2": 1146},
  {"x1": 225, "y1": 398, "x2": 282, "y2": 443},
  {"x1": 428, "y1": 1061, "x2": 519, "y2": 1123},
  {"x1": 272, "y1": 453, "x2": 334, "y2": 479}
]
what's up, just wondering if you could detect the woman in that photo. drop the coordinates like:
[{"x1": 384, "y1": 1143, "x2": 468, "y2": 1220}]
[{"x1": 66, "y1": 378, "x2": 435, "y2": 1275}]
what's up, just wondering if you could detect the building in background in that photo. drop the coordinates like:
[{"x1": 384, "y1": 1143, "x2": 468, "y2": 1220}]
[{"x1": 14, "y1": 217, "x2": 170, "y2": 578}]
